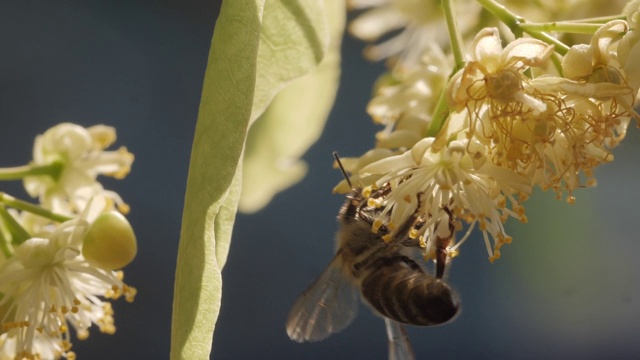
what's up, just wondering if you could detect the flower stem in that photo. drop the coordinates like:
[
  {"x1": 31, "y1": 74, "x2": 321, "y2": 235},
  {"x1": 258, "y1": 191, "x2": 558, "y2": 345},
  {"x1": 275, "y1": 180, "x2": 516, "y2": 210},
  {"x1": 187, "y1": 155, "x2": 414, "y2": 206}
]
[
  {"x1": 0, "y1": 161, "x2": 64, "y2": 181},
  {"x1": 519, "y1": 22, "x2": 603, "y2": 34},
  {"x1": 426, "y1": 87, "x2": 450, "y2": 137},
  {"x1": 427, "y1": 0, "x2": 463, "y2": 138},
  {"x1": 571, "y1": 15, "x2": 625, "y2": 23},
  {"x1": 0, "y1": 193, "x2": 72, "y2": 223},
  {"x1": 0, "y1": 220, "x2": 13, "y2": 258},
  {"x1": 442, "y1": 0, "x2": 465, "y2": 72},
  {"x1": 0, "y1": 204, "x2": 30, "y2": 246},
  {"x1": 476, "y1": 0, "x2": 570, "y2": 55}
]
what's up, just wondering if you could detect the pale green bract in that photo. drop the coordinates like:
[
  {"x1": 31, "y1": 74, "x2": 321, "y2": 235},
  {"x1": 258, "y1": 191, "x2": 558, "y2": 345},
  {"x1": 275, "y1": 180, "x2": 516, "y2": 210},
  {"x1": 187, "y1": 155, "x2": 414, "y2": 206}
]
[
  {"x1": 170, "y1": 1, "x2": 345, "y2": 360},
  {"x1": 240, "y1": 0, "x2": 345, "y2": 213}
]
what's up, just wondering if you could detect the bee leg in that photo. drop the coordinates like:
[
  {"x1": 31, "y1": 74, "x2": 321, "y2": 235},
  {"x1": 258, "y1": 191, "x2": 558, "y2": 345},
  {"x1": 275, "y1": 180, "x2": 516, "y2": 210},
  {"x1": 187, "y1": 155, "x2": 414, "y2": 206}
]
[
  {"x1": 435, "y1": 241, "x2": 447, "y2": 279},
  {"x1": 384, "y1": 318, "x2": 415, "y2": 360}
]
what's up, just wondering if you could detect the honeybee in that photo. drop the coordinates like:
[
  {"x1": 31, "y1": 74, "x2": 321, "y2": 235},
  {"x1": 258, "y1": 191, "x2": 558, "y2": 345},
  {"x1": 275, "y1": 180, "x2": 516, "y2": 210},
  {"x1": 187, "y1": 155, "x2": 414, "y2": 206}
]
[{"x1": 286, "y1": 155, "x2": 460, "y2": 360}]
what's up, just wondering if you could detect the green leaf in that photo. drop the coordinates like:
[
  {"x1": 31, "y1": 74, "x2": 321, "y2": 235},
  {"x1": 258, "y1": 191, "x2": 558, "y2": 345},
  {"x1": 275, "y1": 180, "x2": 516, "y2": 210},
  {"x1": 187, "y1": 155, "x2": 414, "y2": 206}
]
[
  {"x1": 170, "y1": 1, "x2": 343, "y2": 359},
  {"x1": 240, "y1": 0, "x2": 345, "y2": 213}
]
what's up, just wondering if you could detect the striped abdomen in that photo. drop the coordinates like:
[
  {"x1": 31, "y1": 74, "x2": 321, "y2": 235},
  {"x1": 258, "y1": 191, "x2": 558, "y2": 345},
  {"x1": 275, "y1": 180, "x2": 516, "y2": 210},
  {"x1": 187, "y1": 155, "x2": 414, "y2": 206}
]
[{"x1": 360, "y1": 255, "x2": 459, "y2": 326}]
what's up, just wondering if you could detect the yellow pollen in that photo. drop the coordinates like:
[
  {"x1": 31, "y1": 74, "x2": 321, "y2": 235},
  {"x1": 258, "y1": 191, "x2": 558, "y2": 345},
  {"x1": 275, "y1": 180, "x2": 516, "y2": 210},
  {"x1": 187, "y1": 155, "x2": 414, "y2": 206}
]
[
  {"x1": 382, "y1": 234, "x2": 392, "y2": 243},
  {"x1": 116, "y1": 270, "x2": 124, "y2": 281},
  {"x1": 479, "y1": 220, "x2": 487, "y2": 231},
  {"x1": 504, "y1": 236, "x2": 513, "y2": 244},
  {"x1": 367, "y1": 198, "x2": 382, "y2": 208},
  {"x1": 61, "y1": 306, "x2": 69, "y2": 314},
  {"x1": 520, "y1": 215, "x2": 528, "y2": 223},
  {"x1": 409, "y1": 228, "x2": 419, "y2": 239},
  {"x1": 447, "y1": 248, "x2": 460, "y2": 258},
  {"x1": 125, "y1": 286, "x2": 138, "y2": 302},
  {"x1": 77, "y1": 329, "x2": 90, "y2": 340},
  {"x1": 117, "y1": 202, "x2": 131, "y2": 215},
  {"x1": 566, "y1": 195, "x2": 576, "y2": 204},
  {"x1": 73, "y1": 298, "x2": 81, "y2": 305},
  {"x1": 372, "y1": 219, "x2": 383, "y2": 233},
  {"x1": 362, "y1": 186, "x2": 372, "y2": 198},
  {"x1": 71, "y1": 306, "x2": 79, "y2": 313},
  {"x1": 62, "y1": 340, "x2": 73, "y2": 351},
  {"x1": 67, "y1": 352, "x2": 77, "y2": 360},
  {"x1": 488, "y1": 250, "x2": 501, "y2": 263},
  {"x1": 418, "y1": 235, "x2": 426, "y2": 248},
  {"x1": 60, "y1": 325, "x2": 68, "y2": 333}
]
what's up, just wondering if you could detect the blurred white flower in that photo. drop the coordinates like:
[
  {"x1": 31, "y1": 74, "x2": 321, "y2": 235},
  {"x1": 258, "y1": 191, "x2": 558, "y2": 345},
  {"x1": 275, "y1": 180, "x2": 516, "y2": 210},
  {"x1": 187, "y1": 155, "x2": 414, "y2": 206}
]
[
  {"x1": 0, "y1": 208, "x2": 136, "y2": 359},
  {"x1": 23, "y1": 123, "x2": 133, "y2": 216},
  {"x1": 348, "y1": 0, "x2": 481, "y2": 69}
]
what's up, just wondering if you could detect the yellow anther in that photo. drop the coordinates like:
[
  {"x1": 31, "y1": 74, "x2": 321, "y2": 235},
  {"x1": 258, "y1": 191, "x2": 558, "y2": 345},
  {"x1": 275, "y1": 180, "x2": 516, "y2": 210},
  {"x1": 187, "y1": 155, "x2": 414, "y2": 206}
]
[
  {"x1": 372, "y1": 219, "x2": 383, "y2": 233},
  {"x1": 382, "y1": 234, "x2": 392, "y2": 243},
  {"x1": 367, "y1": 198, "x2": 382, "y2": 208},
  {"x1": 77, "y1": 329, "x2": 90, "y2": 341},
  {"x1": 62, "y1": 340, "x2": 73, "y2": 351}
]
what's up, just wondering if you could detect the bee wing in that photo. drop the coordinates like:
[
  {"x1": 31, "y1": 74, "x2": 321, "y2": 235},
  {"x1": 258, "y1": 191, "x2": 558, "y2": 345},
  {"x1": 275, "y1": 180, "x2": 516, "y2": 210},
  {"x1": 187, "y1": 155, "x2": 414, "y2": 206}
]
[
  {"x1": 286, "y1": 253, "x2": 359, "y2": 342},
  {"x1": 384, "y1": 318, "x2": 415, "y2": 360}
]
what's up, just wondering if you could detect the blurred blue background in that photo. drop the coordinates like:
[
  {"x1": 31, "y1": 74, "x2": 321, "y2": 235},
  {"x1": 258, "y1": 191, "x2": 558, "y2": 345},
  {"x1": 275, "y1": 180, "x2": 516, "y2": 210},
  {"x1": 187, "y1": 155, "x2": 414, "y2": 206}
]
[{"x1": 1, "y1": 1, "x2": 639, "y2": 359}]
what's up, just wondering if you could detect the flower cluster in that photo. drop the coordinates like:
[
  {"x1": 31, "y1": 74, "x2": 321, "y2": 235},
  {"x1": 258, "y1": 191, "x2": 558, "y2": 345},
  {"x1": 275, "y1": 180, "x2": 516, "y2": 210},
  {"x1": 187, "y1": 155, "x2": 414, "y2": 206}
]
[
  {"x1": 0, "y1": 123, "x2": 137, "y2": 359},
  {"x1": 341, "y1": 1, "x2": 640, "y2": 262}
]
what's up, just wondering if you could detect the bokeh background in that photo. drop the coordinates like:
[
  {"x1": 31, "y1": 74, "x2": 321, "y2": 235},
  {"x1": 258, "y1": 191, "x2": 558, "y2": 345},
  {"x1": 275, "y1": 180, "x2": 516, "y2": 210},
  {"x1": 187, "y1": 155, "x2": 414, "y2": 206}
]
[{"x1": 1, "y1": 1, "x2": 639, "y2": 359}]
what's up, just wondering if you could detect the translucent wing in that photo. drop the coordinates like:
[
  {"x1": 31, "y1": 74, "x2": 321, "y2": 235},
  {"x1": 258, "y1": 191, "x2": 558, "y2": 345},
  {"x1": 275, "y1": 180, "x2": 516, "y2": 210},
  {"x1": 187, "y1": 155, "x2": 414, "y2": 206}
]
[
  {"x1": 286, "y1": 253, "x2": 359, "y2": 342},
  {"x1": 385, "y1": 318, "x2": 415, "y2": 360}
]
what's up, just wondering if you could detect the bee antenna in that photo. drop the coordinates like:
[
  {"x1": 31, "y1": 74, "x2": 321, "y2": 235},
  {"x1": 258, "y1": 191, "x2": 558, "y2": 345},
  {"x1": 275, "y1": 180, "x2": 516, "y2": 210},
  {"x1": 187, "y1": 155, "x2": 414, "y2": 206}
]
[{"x1": 333, "y1": 151, "x2": 353, "y2": 189}]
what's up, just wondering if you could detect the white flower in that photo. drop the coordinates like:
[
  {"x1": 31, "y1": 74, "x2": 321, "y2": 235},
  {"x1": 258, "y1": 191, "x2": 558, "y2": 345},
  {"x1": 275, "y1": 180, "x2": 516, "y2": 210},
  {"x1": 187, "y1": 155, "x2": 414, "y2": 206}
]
[
  {"x1": 448, "y1": 27, "x2": 554, "y2": 114},
  {"x1": 0, "y1": 211, "x2": 136, "y2": 359},
  {"x1": 23, "y1": 123, "x2": 133, "y2": 216},
  {"x1": 348, "y1": 0, "x2": 481, "y2": 69},
  {"x1": 360, "y1": 137, "x2": 531, "y2": 262},
  {"x1": 368, "y1": 46, "x2": 452, "y2": 151}
]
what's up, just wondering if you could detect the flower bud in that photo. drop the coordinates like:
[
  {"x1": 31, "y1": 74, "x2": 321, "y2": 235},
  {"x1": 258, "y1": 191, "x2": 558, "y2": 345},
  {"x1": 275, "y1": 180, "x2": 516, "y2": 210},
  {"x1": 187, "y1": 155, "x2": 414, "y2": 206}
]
[{"x1": 82, "y1": 211, "x2": 137, "y2": 270}]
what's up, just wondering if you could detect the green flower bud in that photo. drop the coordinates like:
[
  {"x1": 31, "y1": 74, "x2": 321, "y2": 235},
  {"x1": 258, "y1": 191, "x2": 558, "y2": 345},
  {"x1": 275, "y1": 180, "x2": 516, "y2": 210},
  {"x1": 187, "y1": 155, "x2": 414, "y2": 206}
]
[{"x1": 83, "y1": 211, "x2": 137, "y2": 270}]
